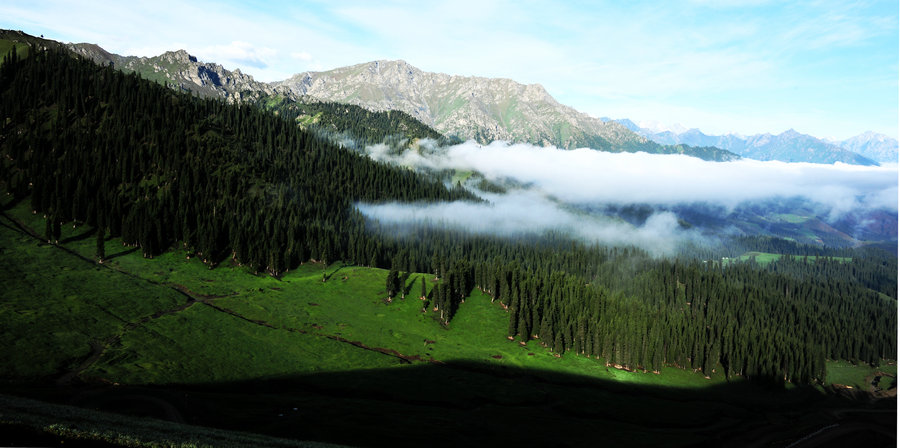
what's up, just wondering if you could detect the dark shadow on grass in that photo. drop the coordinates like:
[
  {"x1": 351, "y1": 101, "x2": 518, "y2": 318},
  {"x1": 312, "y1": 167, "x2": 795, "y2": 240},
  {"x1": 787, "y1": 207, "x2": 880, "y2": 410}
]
[
  {"x1": 103, "y1": 247, "x2": 139, "y2": 261},
  {"x1": 59, "y1": 226, "x2": 96, "y2": 244},
  {"x1": 401, "y1": 272, "x2": 414, "y2": 297},
  {"x1": 3, "y1": 361, "x2": 895, "y2": 448},
  {"x1": 323, "y1": 263, "x2": 349, "y2": 282}
]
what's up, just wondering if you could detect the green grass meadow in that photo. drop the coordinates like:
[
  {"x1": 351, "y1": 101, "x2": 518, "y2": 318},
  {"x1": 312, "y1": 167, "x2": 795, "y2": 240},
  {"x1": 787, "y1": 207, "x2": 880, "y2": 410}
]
[
  {"x1": 723, "y1": 251, "x2": 852, "y2": 266},
  {"x1": 0, "y1": 39, "x2": 30, "y2": 62}
]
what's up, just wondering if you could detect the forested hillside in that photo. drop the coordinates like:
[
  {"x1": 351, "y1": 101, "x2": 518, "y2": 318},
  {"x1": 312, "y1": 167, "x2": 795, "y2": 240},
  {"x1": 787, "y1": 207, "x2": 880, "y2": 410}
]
[
  {"x1": 0, "y1": 47, "x2": 895, "y2": 387},
  {"x1": 363, "y1": 225, "x2": 896, "y2": 382},
  {"x1": 0, "y1": 47, "x2": 473, "y2": 277}
]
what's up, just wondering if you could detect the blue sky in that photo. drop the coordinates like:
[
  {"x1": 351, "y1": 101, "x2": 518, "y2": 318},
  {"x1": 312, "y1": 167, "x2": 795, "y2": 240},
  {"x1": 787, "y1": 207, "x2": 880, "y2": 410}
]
[{"x1": 1, "y1": 0, "x2": 897, "y2": 139}]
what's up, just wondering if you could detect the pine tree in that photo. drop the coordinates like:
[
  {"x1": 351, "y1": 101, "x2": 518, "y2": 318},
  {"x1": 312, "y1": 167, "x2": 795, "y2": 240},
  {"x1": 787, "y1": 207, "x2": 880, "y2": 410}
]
[{"x1": 386, "y1": 267, "x2": 399, "y2": 299}]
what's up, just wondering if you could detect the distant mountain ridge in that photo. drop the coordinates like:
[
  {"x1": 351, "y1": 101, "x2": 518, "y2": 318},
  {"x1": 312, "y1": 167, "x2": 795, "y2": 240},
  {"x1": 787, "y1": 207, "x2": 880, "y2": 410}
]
[
  {"x1": 271, "y1": 59, "x2": 739, "y2": 160},
  {"x1": 7, "y1": 29, "x2": 889, "y2": 165},
  {"x1": 620, "y1": 120, "x2": 895, "y2": 166}
]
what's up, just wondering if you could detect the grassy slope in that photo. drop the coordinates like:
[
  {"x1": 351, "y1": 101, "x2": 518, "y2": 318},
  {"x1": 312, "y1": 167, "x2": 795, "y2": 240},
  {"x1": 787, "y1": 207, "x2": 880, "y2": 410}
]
[
  {"x1": 1, "y1": 194, "x2": 895, "y2": 447},
  {"x1": 0, "y1": 208, "x2": 187, "y2": 379},
  {"x1": 826, "y1": 360, "x2": 897, "y2": 390},
  {"x1": 0, "y1": 40, "x2": 30, "y2": 61},
  {"x1": 0, "y1": 194, "x2": 889, "y2": 388}
]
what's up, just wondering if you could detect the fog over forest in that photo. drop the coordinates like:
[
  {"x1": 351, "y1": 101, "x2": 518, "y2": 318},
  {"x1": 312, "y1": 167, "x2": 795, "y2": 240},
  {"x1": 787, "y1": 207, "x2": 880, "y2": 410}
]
[{"x1": 357, "y1": 140, "x2": 898, "y2": 255}]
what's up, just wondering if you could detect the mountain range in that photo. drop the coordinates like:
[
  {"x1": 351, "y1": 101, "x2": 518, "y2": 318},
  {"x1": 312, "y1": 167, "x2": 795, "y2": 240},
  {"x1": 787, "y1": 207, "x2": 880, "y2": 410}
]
[
  {"x1": 3, "y1": 29, "x2": 894, "y2": 165},
  {"x1": 615, "y1": 120, "x2": 896, "y2": 165},
  {"x1": 65, "y1": 44, "x2": 734, "y2": 159}
]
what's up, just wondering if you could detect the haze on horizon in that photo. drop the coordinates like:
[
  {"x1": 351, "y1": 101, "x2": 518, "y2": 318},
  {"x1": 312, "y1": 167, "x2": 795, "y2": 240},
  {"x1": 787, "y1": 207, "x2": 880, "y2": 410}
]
[{"x1": 0, "y1": 0, "x2": 896, "y2": 141}]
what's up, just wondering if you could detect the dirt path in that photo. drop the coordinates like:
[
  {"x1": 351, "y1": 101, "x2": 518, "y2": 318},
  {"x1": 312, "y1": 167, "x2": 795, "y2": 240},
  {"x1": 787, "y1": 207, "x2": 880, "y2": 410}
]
[{"x1": 786, "y1": 421, "x2": 895, "y2": 448}]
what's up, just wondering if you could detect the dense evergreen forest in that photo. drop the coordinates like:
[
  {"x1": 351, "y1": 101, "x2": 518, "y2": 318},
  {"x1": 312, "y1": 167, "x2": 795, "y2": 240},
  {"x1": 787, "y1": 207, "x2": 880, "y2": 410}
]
[
  {"x1": 0, "y1": 47, "x2": 473, "y2": 276},
  {"x1": 1, "y1": 47, "x2": 895, "y2": 385}
]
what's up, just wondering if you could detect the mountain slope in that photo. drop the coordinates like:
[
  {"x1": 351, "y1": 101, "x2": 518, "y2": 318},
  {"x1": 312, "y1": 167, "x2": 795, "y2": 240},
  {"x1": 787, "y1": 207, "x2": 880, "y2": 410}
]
[
  {"x1": 272, "y1": 60, "x2": 738, "y2": 160},
  {"x1": 274, "y1": 60, "x2": 643, "y2": 149},
  {"x1": 1, "y1": 29, "x2": 275, "y2": 103}
]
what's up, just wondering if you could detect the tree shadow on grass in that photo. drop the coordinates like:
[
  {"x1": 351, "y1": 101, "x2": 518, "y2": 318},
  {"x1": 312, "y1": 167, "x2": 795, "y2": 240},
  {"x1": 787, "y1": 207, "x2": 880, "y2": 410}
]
[
  {"x1": 103, "y1": 247, "x2": 139, "y2": 261},
  {"x1": 323, "y1": 263, "x2": 349, "y2": 282},
  {"x1": 59, "y1": 226, "x2": 96, "y2": 244},
  {"x1": 6, "y1": 361, "x2": 895, "y2": 448}
]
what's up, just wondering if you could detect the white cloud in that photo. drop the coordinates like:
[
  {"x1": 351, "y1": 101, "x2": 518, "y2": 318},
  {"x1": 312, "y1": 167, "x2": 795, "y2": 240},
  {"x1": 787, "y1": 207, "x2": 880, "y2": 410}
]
[
  {"x1": 357, "y1": 192, "x2": 691, "y2": 257},
  {"x1": 291, "y1": 51, "x2": 313, "y2": 61},
  {"x1": 367, "y1": 140, "x2": 899, "y2": 214},
  {"x1": 198, "y1": 41, "x2": 277, "y2": 69}
]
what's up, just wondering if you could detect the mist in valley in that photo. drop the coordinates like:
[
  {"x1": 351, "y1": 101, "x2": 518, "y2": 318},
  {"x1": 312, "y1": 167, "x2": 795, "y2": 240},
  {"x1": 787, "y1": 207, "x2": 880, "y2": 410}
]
[{"x1": 357, "y1": 139, "x2": 898, "y2": 255}]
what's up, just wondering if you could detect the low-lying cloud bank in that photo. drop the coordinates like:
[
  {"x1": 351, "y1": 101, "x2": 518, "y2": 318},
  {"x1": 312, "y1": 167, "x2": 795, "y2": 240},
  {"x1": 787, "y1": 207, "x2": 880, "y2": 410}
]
[
  {"x1": 357, "y1": 191, "x2": 693, "y2": 256},
  {"x1": 359, "y1": 140, "x2": 897, "y2": 254},
  {"x1": 369, "y1": 140, "x2": 898, "y2": 215}
]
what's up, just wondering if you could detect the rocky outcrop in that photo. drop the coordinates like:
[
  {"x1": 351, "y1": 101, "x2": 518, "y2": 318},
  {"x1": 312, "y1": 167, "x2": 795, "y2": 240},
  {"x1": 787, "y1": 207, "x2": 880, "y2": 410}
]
[{"x1": 66, "y1": 44, "x2": 276, "y2": 104}]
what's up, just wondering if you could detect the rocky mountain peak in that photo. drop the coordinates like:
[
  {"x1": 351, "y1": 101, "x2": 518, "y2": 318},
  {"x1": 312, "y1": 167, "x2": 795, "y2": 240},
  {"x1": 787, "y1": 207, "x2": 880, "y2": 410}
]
[{"x1": 161, "y1": 49, "x2": 197, "y2": 64}]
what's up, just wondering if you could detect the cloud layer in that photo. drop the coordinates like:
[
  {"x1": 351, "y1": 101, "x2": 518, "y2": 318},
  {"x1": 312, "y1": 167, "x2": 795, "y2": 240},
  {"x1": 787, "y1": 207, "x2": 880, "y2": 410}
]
[
  {"x1": 373, "y1": 141, "x2": 898, "y2": 214},
  {"x1": 357, "y1": 141, "x2": 897, "y2": 255},
  {"x1": 357, "y1": 192, "x2": 691, "y2": 257}
]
